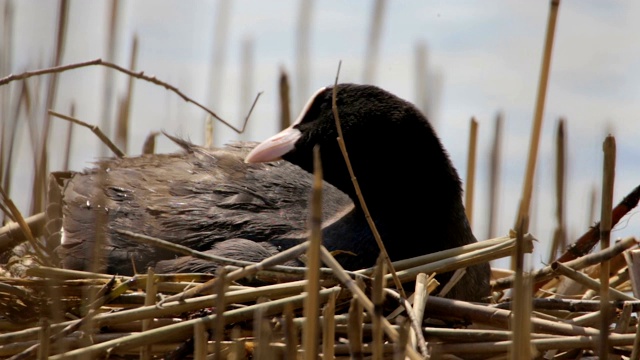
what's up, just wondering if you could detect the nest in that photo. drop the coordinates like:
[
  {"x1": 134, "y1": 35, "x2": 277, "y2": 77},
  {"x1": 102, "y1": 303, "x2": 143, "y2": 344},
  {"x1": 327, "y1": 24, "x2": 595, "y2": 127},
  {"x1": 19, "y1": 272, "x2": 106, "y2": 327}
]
[{"x1": 1, "y1": 214, "x2": 640, "y2": 359}]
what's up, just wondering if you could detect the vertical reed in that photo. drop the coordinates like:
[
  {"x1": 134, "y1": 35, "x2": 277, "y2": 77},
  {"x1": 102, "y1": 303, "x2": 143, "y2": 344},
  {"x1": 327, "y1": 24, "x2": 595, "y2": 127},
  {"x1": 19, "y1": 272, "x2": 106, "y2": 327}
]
[
  {"x1": 514, "y1": 0, "x2": 561, "y2": 232},
  {"x1": 598, "y1": 135, "x2": 616, "y2": 359},
  {"x1": 465, "y1": 117, "x2": 478, "y2": 227}
]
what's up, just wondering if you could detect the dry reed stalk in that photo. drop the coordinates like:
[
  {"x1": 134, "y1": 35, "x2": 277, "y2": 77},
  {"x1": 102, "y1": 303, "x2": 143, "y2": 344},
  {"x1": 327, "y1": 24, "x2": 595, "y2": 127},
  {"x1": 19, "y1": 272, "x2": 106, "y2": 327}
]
[
  {"x1": 0, "y1": 187, "x2": 50, "y2": 265},
  {"x1": 362, "y1": 234, "x2": 515, "y2": 275},
  {"x1": 294, "y1": 313, "x2": 372, "y2": 329},
  {"x1": 487, "y1": 112, "x2": 503, "y2": 239},
  {"x1": 79, "y1": 162, "x2": 110, "y2": 350},
  {"x1": 283, "y1": 303, "x2": 298, "y2": 359},
  {"x1": 514, "y1": 0, "x2": 560, "y2": 233},
  {"x1": 624, "y1": 250, "x2": 640, "y2": 298},
  {"x1": 1, "y1": 82, "x2": 30, "y2": 212},
  {"x1": 193, "y1": 321, "x2": 207, "y2": 360},
  {"x1": 214, "y1": 267, "x2": 228, "y2": 359},
  {"x1": 278, "y1": 67, "x2": 291, "y2": 130},
  {"x1": 437, "y1": 268, "x2": 466, "y2": 298},
  {"x1": 371, "y1": 256, "x2": 385, "y2": 360},
  {"x1": 551, "y1": 262, "x2": 635, "y2": 301},
  {"x1": 0, "y1": 279, "x2": 311, "y2": 345},
  {"x1": 114, "y1": 229, "x2": 348, "y2": 301},
  {"x1": 0, "y1": 1, "x2": 12, "y2": 202},
  {"x1": 46, "y1": 287, "x2": 341, "y2": 359},
  {"x1": 563, "y1": 310, "x2": 608, "y2": 327},
  {"x1": 610, "y1": 267, "x2": 630, "y2": 289},
  {"x1": 510, "y1": 218, "x2": 534, "y2": 359},
  {"x1": 431, "y1": 332, "x2": 637, "y2": 357},
  {"x1": 599, "y1": 135, "x2": 616, "y2": 359},
  {"x1": 1, "y1": 338, "x2": 185, "y2": 358},
  {"x1": 494, "y1": 236, "x2": 638, "y2": 291},
  {"x1": 115, "y1": 34, "x2": 138, "y2": 154},
  {"x1": 631, "y1": 311, "x2": 640, "y2": 359},
  {"x1": 322, "y1": 292, "x2": 336, "y2": 360},
  {"x1": 550, "y1": 118, "x2": 567, "y2": 263},
  {"x1": 424, "y1": 296, "x2": 598, "y2": 336},
  {"x1": 98, "y1": 0, "x2": 119, "y2": 158},
  {"x1": 414, "y1": 41, "x2": 428, "y2": 118},
  {"x1": 32, "y1": 0, "x2": 69, "y2": 216},
  {"x1": 552, "y1": 185, "x2": 640, "y2": 266},
  {"x1": 389, "y1": 234, "x2": 529, "y2": 284},
  {"x1": 383, "y1": 289, "x2": 429, "y2": 357},
  {"x1": 0, "y1": 212, "x2": 45, "y2": 252},
  {"x1": 229, "y1": 326, "x2": 244, "y2": 360},
  {"x1": 613, "y1": 302, "x2": 633, "y2": 335},
  {"x1": 588, "y1": 186, "x2": 598, "y2": 227},
  {"x1": 141, "y1": 131, "x2": 159, "y2": 154},
  {"x1": 362, "y1": 0, "x2": 386, "y2": 83},
  {"x1": 393, "y1": 318, "x2": 410, "y2": 360},
  {"x1": 295, "y1": 0, "x2": 313, "y2": 112},
  {"x1": 330, "y1": 62, "x2": 406, "y2": 298},
  {"x1": 36, "y1": 318, "x2": 50, "y2": 360},
  {"x1": 302, "y1": 145, "x2": 323, "y2": 359},
  {"x1": 206, "y1": 0, "x2": 231, "y2": 144},
  {"x1": 465, "y1": 117, "x2": 478, "y2": 226},
  {"x1": 423, "y1": 327, "x2": 562, "y2": 342},
  {"x1": 140, "y1": 267, "x2": 157, "y2": 359},
  {"x1": 205, "y1": 116, "x2": 213, "y2": 148},
  {"x1": 254, "y1": 308, "x2": 274, "y2": 360},
  {"x1": 410, "y1": 273, "x2": 429, "y2": 353},
  {"x1": 239, "y1": 36, "x2": 254, "y2": 139},
  {"x1": 347, "y1": 296, "x2": 364, "y2": 360},
  {"x1": 62, "y1": 103, "x2": 74, "y2": 170},
  {"x1": 319, "y1": 247, "x2": 423, "y2": 360}
]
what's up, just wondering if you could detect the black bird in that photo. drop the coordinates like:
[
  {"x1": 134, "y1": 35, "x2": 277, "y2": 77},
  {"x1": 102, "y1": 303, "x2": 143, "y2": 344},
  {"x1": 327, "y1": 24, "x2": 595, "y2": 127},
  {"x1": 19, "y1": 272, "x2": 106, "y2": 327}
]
[
  {"x1": 54, "y1": 83, "x2": 490, "y2": 302},
  {"x1": 246, "y1": 84, "x2": 490, "y2": 302}
]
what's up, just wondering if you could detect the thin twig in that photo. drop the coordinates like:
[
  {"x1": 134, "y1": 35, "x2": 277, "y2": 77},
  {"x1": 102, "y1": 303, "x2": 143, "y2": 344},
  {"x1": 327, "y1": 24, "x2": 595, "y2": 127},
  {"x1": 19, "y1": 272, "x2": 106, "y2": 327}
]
[
  {"x1": 48, "y1": 110, "x2": 124, "y2": 157},
  {"x1": 0, "y1": 58, "x2": 257, "y2": 133},
  {"x1": 330, "y1": 60, "x2": 406, "y2": 298}
]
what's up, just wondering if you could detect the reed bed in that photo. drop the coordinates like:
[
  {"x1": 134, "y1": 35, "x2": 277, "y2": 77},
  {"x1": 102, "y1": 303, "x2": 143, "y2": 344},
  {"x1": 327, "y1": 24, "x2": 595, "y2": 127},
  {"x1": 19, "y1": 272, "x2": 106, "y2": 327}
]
[{"x1": 2, "y1": 1, "x2": 640, "y2": 359}]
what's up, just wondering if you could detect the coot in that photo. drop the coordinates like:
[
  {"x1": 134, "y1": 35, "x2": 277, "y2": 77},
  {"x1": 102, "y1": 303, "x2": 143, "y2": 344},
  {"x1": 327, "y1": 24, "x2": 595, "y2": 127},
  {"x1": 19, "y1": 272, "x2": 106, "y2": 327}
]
[
  {"x1": 54, "y1": 138, "x2": 352, "y2": 274},
  {"x1": 55, "y1": 83, "x2": 490, "y2": 302},
  {"x1": 246, "y1": 84, "x2": 490, "y2": 302}
]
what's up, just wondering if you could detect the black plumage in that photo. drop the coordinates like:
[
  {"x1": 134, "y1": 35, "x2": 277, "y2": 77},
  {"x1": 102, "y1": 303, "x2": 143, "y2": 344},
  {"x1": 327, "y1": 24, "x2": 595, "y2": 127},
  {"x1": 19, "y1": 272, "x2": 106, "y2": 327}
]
[{"x1": 246, "y1": 83, "x2": 490, "y2": 301}]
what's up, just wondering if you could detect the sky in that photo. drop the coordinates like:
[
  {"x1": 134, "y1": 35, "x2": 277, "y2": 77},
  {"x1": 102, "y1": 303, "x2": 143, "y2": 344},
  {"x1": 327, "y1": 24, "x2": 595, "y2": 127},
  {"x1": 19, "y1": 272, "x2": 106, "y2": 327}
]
[{"x1": 2, "y1": 0, "x2": 640, "y2": 269}]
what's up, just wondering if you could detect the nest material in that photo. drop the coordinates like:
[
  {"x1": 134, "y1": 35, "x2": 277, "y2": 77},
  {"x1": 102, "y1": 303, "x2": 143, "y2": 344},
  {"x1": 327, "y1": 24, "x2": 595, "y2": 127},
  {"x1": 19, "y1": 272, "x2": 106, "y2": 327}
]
[{"x1": 1, "y1": 227, "x2": 639, "y2": 359}]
